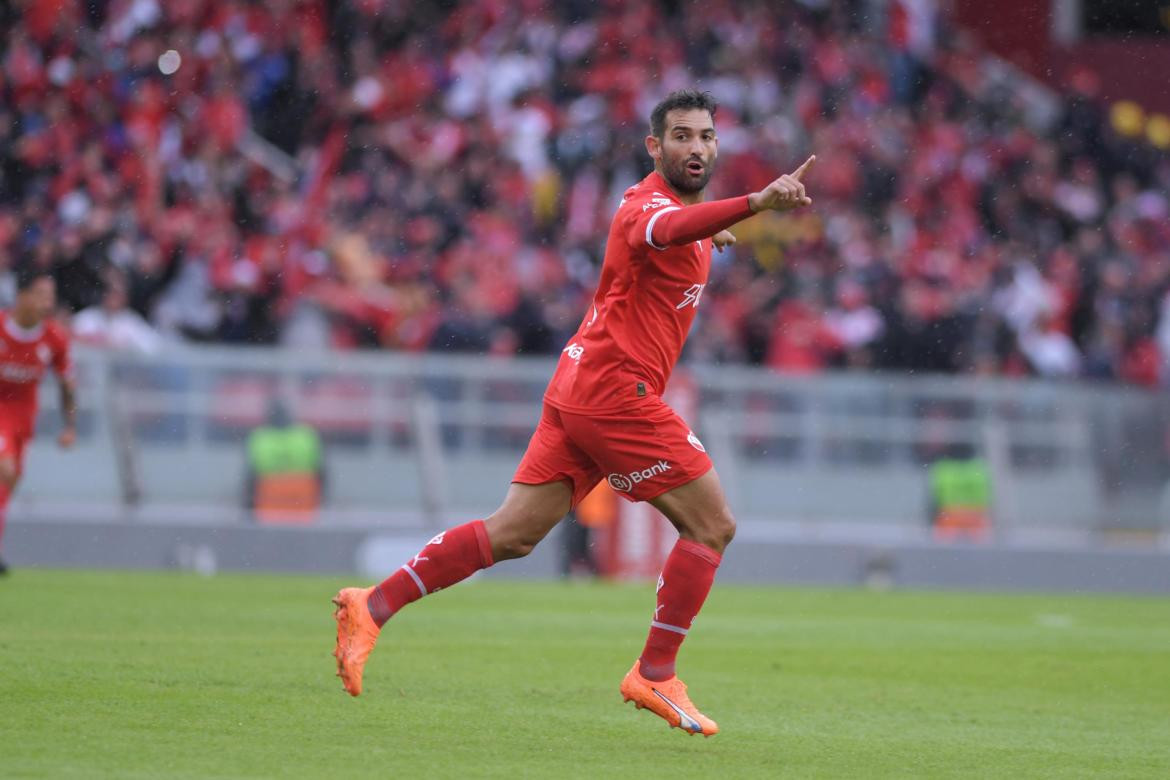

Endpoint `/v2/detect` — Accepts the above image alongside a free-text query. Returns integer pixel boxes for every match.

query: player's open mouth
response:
[686,160,704,175]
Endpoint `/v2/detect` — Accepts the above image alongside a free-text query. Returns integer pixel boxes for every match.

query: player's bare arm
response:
[58,377,77,449]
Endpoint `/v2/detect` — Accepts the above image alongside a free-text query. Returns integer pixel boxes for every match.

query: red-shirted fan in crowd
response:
[0,268,77,575]
[332,90,815,735]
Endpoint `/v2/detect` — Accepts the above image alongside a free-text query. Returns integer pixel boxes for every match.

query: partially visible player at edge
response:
[333,89,815,736]
[0,268,77,575]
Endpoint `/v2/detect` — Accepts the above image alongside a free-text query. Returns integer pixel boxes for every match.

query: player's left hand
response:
[748,155,816,213]
[713,230,737,253]
[58,427,76,449]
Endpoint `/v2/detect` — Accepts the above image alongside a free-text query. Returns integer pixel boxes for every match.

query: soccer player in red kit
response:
[333,89,815,735]
[0,269,77,575]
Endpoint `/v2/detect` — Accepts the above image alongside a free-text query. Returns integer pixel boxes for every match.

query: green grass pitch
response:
[2,570,1168,779]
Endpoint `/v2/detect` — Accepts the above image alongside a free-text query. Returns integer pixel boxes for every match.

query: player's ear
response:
[645,134,662,164]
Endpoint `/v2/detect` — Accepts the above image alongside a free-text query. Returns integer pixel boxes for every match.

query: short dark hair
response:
[14,265,52,292]
[650,89,718,139]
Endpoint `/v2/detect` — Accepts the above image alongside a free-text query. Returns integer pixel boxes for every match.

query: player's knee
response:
[718,510,737,548]
[484,511,554,561]
[491,527,545,560]
[497,536,538,560]
[691,507,735,553]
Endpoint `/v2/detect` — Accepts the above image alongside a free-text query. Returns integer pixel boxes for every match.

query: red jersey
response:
[0,311,72,427]
[545,172,712,413]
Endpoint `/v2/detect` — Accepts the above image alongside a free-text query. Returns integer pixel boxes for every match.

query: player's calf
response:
[331,482,570,696]
[333,519,494,696]
[365,519,494,625]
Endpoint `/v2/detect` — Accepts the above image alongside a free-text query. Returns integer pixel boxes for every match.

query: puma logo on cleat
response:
[651,689,702,733]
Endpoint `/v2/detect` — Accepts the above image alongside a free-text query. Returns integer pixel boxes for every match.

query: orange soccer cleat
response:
[331,586,380,696]
[620,661,719,736]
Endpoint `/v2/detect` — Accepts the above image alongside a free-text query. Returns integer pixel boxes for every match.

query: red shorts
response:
[513,398,712,507]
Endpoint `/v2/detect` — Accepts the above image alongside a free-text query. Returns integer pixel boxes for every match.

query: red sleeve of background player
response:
[627,194,754,250]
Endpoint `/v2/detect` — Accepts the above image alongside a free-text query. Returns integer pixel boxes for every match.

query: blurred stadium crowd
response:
[2,0,1169,384]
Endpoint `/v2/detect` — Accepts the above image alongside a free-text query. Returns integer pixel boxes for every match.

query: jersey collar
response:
[4,316,45,342]
[645,171,683,205]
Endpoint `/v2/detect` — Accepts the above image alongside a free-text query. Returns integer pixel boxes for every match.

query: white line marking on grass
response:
[1035,613,1074,629]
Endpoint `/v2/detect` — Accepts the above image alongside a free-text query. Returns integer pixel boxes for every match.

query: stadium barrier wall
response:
[9,517,1170,594]
[8,345,1170,591]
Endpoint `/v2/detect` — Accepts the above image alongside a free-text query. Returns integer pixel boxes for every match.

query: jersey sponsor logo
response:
[642,196,674,212]
[607,460,672,492]
[687,430,706,453]
[675,283,705,310]
[36,344,51,364]
[562,342,584,361]
[608,473,633,492]
[0,363,41,382]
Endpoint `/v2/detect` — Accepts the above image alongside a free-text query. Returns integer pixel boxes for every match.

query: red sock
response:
[638,539,722,681]
[366,520,494,627]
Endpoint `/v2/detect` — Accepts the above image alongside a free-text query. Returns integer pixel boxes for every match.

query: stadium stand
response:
[2,0,1169,385]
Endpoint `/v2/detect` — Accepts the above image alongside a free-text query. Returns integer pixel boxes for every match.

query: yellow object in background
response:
[1146,114,1170,149]
[1110,101,1145,137]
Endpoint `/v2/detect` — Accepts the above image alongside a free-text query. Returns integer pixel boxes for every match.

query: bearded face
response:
[654,109,718,195]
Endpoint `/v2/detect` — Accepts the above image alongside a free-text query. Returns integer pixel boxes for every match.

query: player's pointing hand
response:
[748,155,816,213]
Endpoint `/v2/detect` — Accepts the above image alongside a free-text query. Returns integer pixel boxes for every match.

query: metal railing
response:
[15,345,1170,543]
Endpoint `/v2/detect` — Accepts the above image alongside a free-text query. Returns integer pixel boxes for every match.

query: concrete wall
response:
[8,518,1169,595]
